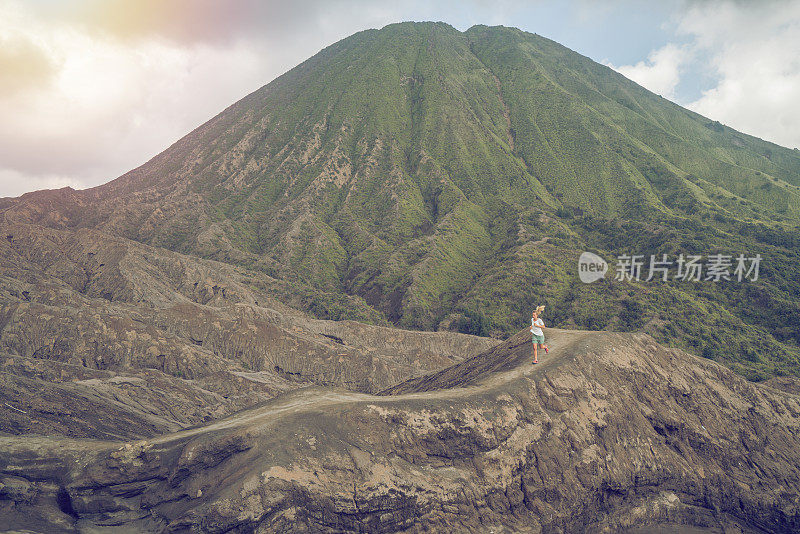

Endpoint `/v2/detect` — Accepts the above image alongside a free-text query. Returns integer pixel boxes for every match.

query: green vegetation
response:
[120,22,800,381]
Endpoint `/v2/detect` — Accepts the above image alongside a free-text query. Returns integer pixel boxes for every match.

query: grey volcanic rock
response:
[1,329,798,532]
[0,222,493,440]
[0,354,294,440]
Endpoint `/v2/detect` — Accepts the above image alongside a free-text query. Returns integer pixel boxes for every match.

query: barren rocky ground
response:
[0,221,493,441]
[2,327,799,532]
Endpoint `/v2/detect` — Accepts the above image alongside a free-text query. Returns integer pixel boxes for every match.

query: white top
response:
[530,318,544,336]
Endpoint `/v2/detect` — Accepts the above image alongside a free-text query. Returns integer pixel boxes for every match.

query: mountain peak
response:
[3,22,799,378]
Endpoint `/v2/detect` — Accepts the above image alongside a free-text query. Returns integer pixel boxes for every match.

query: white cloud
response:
[609,1,800,150]
[0,1,283,196]
[681,1,800,149]
[0,169,84,198]
[605,43,690,100]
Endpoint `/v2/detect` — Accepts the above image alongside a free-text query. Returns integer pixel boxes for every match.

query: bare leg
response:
[533,343,538,363]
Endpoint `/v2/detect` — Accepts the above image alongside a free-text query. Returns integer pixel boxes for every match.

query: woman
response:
[530,305,549,364]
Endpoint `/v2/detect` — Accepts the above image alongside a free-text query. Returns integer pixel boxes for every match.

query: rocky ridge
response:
[0,221,493,440]
[1,328,799,532]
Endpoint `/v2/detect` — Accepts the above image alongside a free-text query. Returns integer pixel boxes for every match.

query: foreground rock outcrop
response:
[2,328,799,533]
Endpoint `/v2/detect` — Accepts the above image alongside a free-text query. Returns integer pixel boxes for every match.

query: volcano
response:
[1,22,800,533]
[5,22,800,379]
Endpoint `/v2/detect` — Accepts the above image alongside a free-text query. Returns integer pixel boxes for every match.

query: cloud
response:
[606,43,689,99]
[0,2,275,186]
[0,35,55,96]
[0,169,84,198]
[608,0,800,149]
[680,0,800,149]
[25,0,288,44]
[26,0,409,45]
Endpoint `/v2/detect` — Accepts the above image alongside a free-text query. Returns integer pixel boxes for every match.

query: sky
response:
[1,0,799,197]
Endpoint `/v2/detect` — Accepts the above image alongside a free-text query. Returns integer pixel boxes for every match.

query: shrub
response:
[455,309,491,337]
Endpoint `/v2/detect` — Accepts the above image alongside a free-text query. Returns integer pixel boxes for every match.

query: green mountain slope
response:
[5,22,800,379]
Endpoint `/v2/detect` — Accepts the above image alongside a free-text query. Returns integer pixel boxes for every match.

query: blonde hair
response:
[533,305,545,316]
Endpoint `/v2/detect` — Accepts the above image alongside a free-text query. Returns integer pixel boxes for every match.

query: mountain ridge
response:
[3,21,800,380]
[2,327,799,532]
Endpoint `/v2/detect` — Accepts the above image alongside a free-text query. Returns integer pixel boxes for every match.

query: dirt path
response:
[150,328,595,443]
[0,329,596,451]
